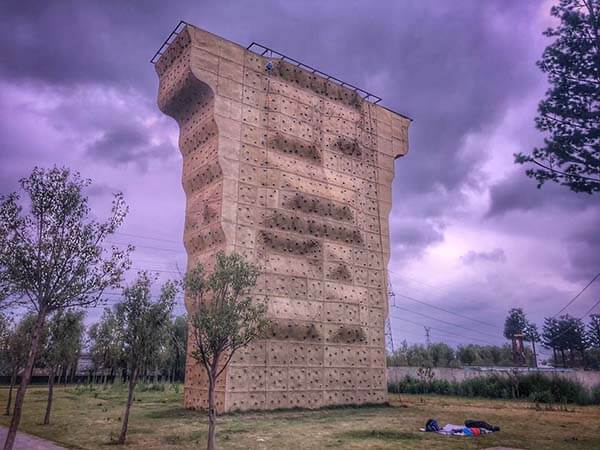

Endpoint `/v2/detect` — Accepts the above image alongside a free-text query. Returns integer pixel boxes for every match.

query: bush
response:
[590,384,600,404]
[388,372,597,405]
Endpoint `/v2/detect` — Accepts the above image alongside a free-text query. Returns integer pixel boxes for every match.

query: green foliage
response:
[387,341,516,368]
[0,166,132,314]
[118,272,177,376]
[591,384,600,404]
[515,0,600,194]
[88,307,125,372]
[543,314,588,367]
[504,307,528,340]
[0,313,48,375]
[588,314,600,348]
[43,309,85,369]
[161,314,187,382]
[389,372,596,405]
[186,251,270,376]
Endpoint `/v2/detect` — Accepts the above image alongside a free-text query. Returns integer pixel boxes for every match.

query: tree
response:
[116,272,176,445]
[0,167,131,450]
[164,315,187,382]
[503,308,528,340]
[88,307,125,384]
[515,0,600,194]
[524,321,541,367]
[542,317,562,365]
[589,314,600,347]
[559,315,588,365]
[504,308,529,365]
[543,315,589,367]
[0,314,48,416]
[42,309,85,425]
[185,252,269,450]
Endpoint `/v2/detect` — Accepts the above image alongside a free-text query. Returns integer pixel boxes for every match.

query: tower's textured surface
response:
[155,24,410,412]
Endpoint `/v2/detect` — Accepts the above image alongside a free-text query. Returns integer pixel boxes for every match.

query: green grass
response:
[1,384,600,449]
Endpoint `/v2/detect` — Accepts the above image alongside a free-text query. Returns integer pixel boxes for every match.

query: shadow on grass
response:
[338,429,421,441]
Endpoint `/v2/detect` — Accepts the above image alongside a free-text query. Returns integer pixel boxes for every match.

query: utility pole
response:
[424,326,431,347]
[385,280,396,354]
[384,318,395,354]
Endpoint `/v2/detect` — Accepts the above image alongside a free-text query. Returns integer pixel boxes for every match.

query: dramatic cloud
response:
[1,0,599,343]
[461,248,507,265]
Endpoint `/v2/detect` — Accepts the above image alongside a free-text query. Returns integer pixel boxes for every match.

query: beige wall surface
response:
[155,24,410,412]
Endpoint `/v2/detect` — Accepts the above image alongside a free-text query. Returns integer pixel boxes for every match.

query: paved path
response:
[0,426,66,450]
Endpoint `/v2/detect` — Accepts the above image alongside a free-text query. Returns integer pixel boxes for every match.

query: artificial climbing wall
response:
[155,24,410,412]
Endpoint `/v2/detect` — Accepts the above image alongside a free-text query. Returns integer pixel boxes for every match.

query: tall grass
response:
[388,373,600,405]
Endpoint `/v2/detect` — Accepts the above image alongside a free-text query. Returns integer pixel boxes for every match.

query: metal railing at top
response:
[150,20,189,64]
[149,21,418,121]
[246,42,382,104]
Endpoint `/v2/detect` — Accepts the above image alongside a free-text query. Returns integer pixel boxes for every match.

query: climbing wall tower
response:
[154,23,411,412]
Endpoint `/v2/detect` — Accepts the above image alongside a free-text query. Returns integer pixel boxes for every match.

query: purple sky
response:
[1,0,599,353]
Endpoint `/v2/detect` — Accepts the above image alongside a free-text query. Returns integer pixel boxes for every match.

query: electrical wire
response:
[553,271,600,317]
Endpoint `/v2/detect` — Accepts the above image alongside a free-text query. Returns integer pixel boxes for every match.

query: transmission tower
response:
[424,326,431,347]
[385,280,396,354]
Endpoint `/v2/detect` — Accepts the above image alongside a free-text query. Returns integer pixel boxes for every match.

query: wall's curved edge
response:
[156,26,232,412]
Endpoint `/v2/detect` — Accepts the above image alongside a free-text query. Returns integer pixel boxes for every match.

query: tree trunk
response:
[5,368,16,416]
[57,365,63,387]
[43,366,56,425]
[117,367,138,445]
[3,309,47,450]
[207,374,216,450]
[561,349,566,367]
[532,341,538,368]
[206,355,220,450]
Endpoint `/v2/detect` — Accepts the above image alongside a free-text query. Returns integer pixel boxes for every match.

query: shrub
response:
[591,384,600,404]
[388,373,597,405]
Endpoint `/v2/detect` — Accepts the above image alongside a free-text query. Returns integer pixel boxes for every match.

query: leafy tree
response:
[542,317,562,364]
[543,315,589,367]
[588,314,600,347]
[42,310,85,425]
[428,342,455,368]
[524,321,541,367]
[560,315,588,365]
[515,0,600,194]
[0,314,48,416]
[503,308,528,339]
[164,315,187,382]
[0,167,131,450]
[88,307,125,384]
[185,252,269,450]
[116,272,176,445]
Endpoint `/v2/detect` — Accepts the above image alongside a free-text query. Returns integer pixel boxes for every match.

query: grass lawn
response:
[1,384,599,449]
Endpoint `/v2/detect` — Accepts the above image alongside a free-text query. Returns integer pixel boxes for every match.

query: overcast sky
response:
[1,0,598,353]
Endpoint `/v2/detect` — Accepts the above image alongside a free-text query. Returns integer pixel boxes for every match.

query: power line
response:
[543,298,600,345]
[107,241,184,253]
[554,271,600,317]
[389,314,499,346]
[130,266,181,274]
[391,304,499,339]
[582,297,600,317]
[114,231,181,244]
[393,291,500,329]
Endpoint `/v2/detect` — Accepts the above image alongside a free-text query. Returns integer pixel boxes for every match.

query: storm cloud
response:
[1,0,599,342]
